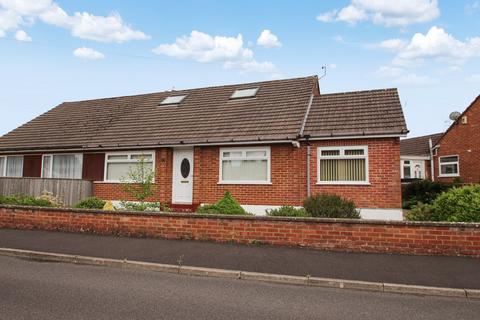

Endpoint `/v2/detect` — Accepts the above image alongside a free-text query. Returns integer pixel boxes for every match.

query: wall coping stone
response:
[1,205,479,229]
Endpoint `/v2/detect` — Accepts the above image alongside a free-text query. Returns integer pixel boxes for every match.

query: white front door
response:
[172,148,194,204]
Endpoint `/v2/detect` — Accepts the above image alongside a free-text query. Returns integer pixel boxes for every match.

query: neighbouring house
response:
[400,94,480,184]
[400,133,443,181]
[0,76,408,220]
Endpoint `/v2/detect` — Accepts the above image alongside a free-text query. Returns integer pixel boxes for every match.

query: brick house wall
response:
[11,138,401,210]
[91,138,401,210]
[310,138,401,209]
[433,96,480,183]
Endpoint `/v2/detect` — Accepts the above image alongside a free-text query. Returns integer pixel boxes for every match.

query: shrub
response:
[121,201,171,212]
[402,180,451,209]
[266,206,310,217]
[197,191,250,215]
[0,194,53,207]
[406,185,480,222]
[74,197,106,209]
[303,193,360,219]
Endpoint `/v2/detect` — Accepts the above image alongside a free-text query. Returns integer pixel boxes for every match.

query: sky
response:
[0,0,479,138]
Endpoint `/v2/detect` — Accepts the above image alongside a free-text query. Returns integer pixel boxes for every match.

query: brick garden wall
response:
[1,206,479,257]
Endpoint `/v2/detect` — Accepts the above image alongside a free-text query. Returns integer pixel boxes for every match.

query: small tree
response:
[121,155,156,210]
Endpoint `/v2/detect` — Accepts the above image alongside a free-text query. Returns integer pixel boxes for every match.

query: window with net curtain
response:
[42,154,82,179]
[220,148,270,183]
[317,146,368,183]
[0,156,24,177]
[105,152,154,182]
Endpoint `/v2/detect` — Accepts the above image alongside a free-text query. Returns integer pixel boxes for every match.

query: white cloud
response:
[337,4,367,24]
[153,30,276,74]
[376,38,407,51]
[14,29,30,41]
[392,26,480,66]
[73,47,105,60]
[317,0,440,27]
[316,10,337,22]
[256,29,282,48]
[0,0,149,42]
[375,66,436,86]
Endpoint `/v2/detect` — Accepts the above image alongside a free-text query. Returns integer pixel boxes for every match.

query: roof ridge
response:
[62,75,318,104]
[401,132,444,141]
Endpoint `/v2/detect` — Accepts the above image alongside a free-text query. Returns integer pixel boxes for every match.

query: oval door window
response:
[180,158,190,178]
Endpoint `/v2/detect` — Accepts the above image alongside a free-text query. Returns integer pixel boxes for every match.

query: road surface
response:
[0,256,479,320]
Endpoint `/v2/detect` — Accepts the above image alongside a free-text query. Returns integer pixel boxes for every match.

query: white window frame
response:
[317,146,369,185]
[104,151,155,183]
[0,155,24,177]
[218,147,271,185]
[401,159,425,179]
[41,154,83,179]
[438,155,460,177]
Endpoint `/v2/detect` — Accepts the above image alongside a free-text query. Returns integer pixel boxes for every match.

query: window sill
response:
[316,181,371,186]
[218,181,272,185]
[438,174,460,178]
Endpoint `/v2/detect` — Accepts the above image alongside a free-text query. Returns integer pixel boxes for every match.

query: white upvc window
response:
[104,151,155,182]
[439,155,459,177]
[401,160,425,179]
[317,146,369,185]
[0,155,24,177]
[219,147,271,184]
[42,154,83,179]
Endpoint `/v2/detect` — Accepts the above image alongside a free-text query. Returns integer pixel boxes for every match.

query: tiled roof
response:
[303,88,408,138]
[0,76,316,151]
[0,76,409,152]
[400,133,444,157]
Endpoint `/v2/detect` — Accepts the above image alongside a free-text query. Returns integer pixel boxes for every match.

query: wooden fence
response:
[0,177,93,206]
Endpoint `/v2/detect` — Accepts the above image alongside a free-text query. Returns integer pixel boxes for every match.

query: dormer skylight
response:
[160,95,186,105]
[230,88,259,99]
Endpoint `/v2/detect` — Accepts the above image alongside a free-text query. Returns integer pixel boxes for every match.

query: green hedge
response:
[0,195,53,207]
[73,197,106,209]
[406,185,480,222]
[402,180,452,209]
[303,194,360,219]
[197,191,250,215]
[266,206,310,217]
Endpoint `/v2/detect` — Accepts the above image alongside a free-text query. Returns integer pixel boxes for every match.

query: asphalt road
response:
[1,229,480,289]
[0,256,479,320]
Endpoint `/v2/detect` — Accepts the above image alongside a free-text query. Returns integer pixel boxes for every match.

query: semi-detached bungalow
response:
[0,76,408,220]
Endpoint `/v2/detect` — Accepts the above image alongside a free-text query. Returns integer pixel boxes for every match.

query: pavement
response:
[1,228,479,290]
[1,255,479,320]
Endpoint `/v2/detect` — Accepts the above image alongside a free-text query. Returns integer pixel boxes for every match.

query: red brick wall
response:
[194,144,306,206]
[434,97,480,183]
[310,138,402,208]
[92,138,401,209]
[1,206,479,257]
[94,148,173,203]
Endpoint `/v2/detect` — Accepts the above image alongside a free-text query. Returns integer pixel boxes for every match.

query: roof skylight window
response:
[230,88,259,99]
[160,95,186,105]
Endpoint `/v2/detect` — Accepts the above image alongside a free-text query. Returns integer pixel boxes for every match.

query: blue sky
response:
[0,0,479,138]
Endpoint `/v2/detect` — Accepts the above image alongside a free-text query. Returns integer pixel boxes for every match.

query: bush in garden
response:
[266,206,310,217]
[74,197,106,209]
[406,185,480,222]
[121,201,171,212]
[402,180,452,209]
[0,194,54,207]
[303,193,360,219]
[197,191,249,215]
